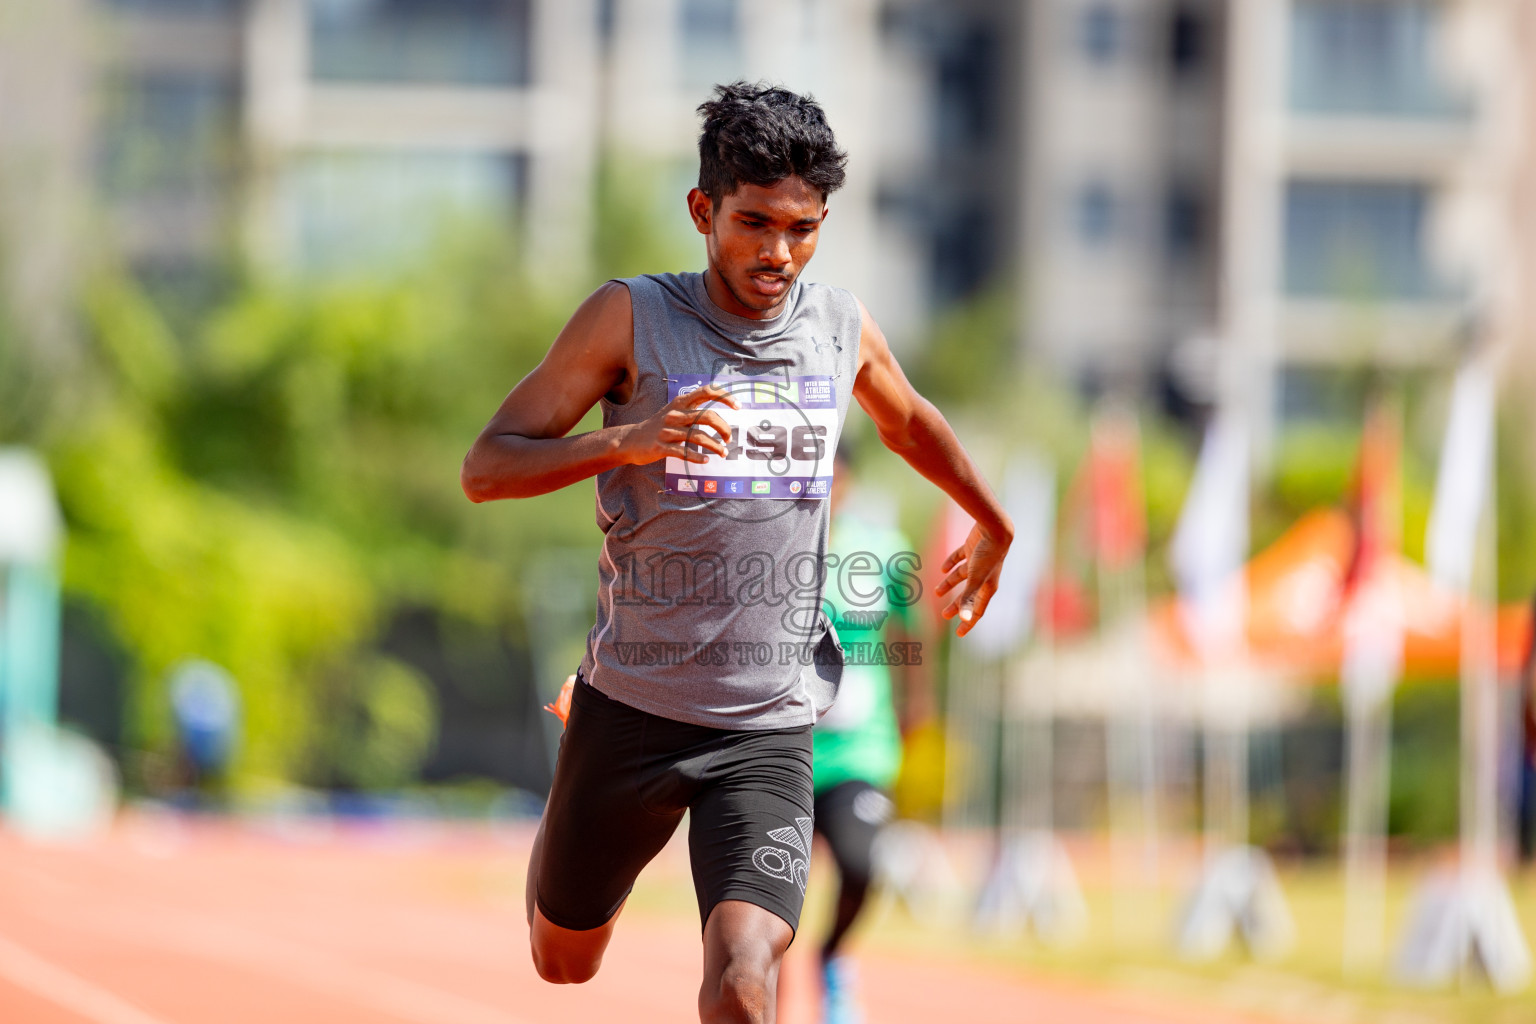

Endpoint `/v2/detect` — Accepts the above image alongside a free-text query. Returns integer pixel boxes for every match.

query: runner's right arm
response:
[461,281,739,501]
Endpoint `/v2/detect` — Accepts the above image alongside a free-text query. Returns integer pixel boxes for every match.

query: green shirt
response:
[812,511,919,794]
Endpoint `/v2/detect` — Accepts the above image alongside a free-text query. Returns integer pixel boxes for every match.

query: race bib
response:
[664,374,837,499]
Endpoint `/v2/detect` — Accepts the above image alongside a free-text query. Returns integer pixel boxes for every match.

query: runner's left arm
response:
[851,299,1012,637]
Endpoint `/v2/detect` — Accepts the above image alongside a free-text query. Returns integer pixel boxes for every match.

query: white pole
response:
[942,635,968,833]
[1341,688,1392,975]
[1340,402,1405,977]
[1095,407,1158,940]
[1466,446,1500,881]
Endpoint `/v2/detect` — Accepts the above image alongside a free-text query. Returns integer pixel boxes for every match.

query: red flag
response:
[1345,400,1401,595]
[1341,400,1405,709]
[1087,410,1146,570]
[1060,407,1146,574]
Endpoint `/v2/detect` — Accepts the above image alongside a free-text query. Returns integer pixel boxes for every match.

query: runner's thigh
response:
[536,677,684,930]
[686,727,815,934]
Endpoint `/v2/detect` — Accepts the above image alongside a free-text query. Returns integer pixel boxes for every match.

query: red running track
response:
[0,814,1287,1024]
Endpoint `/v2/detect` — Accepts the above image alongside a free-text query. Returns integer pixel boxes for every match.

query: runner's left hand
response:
[935,524,1009,637]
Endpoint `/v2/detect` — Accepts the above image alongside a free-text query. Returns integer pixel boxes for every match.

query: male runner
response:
[461,82,1013,1024]
[810,444,931,1024]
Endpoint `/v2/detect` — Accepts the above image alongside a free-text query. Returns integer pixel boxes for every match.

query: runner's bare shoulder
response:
[472,281,636,449]
[548,280,636,406]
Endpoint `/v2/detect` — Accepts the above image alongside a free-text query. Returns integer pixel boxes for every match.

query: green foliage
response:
[309,654,439,792]
[49,274,378,781]
[1387,683,1461,842]
[8,185,692,787]
[1138,420,1196,595]
[1267,417,1438,560]
[591,157,697,281]
[1270,425,1359,517]
[905,287,1019,410]
[1245,683,1460,852]
[1497,416,1536,602]
[0,268,41,443]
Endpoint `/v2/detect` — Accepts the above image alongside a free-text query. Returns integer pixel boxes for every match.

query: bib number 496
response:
[710,424,826,462]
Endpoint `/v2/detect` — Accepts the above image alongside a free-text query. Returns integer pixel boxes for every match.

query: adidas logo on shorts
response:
[752,816,812,893]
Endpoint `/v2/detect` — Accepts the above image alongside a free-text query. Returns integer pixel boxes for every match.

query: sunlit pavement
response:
[0,813,1290,1024]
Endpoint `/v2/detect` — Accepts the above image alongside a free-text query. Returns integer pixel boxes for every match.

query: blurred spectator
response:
[809,441,933,1024]
[169,659,240,805]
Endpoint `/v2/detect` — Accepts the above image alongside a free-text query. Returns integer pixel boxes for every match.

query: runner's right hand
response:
[619,384,739,465]
[544,674,577,728]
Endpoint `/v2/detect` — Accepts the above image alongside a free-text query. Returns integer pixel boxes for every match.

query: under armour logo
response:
[812,336,841,356]
[751,816,813,892]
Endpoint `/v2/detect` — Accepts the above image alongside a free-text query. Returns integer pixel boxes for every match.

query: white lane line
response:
[0,931,175,1024]
[75,910,540,1024]
[5,846,544,1024]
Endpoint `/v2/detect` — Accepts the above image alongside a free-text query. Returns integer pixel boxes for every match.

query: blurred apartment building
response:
[0,0,1023,350]
[1021,0,1532,447]
[1032,0,1536,448]
[1,0,1531,429]
[1020,0,1227,406]
[1218,0,1528,447]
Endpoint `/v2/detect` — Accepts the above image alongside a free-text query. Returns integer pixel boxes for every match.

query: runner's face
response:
[688,176,828,320]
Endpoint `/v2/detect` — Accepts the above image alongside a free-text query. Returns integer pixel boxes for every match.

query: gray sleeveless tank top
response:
[577,271,861,730]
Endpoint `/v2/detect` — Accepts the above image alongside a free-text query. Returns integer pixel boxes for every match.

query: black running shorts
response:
[534,675,815,935]
[813,779,893,885]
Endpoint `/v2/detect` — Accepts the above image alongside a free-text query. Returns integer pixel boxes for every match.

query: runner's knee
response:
[702,953,777,1024]
[530,938,603,985]
[700,907,789,1024]
[529,906,613,985]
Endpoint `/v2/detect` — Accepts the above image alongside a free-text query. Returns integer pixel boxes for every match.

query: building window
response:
[1079,3,1123,65]
[1288,0,1468,118]
[1279,366,1359,423]
[97,71,240,201]
[1283,179,1449,299]
[934,24,996,150]
[679,0,742,90]
[1075,180,1118,246]
[102,0,242,14]
[931,202,991,304]
[1164,183,1203,260]
[282,150,524,273]
[596,0,618,49]
[1168,4,1206,79]
[309,0,530,88]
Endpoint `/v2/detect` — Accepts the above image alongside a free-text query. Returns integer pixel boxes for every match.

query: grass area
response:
[849,860,1536,1024]
[604,834,1536,1024]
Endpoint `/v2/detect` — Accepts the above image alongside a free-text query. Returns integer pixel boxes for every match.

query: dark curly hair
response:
[696,82,848,208]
